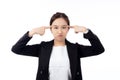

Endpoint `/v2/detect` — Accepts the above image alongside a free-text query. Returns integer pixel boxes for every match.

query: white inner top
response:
[49,46,71,80]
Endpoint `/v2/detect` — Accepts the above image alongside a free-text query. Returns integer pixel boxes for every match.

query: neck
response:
[54,40,66,46]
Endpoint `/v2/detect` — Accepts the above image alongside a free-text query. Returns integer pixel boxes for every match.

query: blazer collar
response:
[65,39,78,79]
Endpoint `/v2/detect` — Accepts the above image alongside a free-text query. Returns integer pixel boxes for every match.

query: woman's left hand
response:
[69,25,88,33]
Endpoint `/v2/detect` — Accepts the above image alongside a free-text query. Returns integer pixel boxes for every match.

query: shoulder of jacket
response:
[40,40,54,48]
[41,40,53,44]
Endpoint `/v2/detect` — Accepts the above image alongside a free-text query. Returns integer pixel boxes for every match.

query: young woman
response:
[11,12,105,80]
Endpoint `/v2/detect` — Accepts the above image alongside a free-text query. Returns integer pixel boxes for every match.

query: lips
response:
[58,34,63,37]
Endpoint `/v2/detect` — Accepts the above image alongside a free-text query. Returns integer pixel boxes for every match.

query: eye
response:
[54,27,58,29]
[62,25,68,29]
[62,26,67,29]
[53,25,58,29]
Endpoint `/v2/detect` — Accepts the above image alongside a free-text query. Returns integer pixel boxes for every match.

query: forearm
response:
[11,31,32,54]
[84,30,105,53]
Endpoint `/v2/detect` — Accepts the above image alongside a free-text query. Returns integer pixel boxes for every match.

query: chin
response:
[55,38,65,42]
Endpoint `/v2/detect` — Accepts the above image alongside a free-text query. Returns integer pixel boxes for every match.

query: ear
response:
[68,27,70,29]
[68,26,70,30]
[49,26,52,29]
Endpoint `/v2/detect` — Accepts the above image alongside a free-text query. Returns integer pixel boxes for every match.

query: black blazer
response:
[11,30,105,80]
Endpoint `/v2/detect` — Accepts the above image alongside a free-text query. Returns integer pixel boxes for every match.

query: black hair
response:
[50,12,70,25]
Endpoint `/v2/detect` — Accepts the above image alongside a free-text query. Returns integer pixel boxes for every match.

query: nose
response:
[58,29,62,34]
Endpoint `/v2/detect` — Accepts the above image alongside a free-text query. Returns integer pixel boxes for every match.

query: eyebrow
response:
[52,25,68,27]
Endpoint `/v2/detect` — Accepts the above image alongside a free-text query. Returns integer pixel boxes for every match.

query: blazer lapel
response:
[39,40,54,67]
[65,40,78,79]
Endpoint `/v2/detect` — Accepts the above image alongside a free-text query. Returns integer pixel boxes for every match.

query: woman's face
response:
[51,18,69,42]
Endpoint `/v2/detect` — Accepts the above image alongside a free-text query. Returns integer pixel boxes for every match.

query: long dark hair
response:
[50,12,70,26]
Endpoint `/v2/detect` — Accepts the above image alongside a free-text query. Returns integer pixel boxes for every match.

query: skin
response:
[50,18,69,46]
[29,18,88,46]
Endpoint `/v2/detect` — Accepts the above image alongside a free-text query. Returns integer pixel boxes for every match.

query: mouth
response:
[58,34,63,37]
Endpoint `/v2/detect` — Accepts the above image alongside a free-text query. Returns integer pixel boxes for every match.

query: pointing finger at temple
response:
[69,26,74,28]
[45,26,51,29]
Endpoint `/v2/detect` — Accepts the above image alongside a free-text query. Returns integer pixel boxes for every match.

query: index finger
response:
[69,26,74,28]
[45,26,50,29]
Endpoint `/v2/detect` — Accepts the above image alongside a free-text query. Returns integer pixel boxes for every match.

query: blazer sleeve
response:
[11,31,41,57]
[77,30,105,58]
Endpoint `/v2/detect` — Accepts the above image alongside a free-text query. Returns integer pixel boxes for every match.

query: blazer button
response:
[40,71,43,74]
[77,72,80,75]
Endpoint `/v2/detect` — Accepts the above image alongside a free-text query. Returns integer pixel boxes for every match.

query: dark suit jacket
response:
[11,30,105,80]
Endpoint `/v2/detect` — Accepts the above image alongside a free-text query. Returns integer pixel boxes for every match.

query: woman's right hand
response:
[28,26,50,37]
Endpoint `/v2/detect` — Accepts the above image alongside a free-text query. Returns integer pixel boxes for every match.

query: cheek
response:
[50,29,56,36]
[64,29,69,33]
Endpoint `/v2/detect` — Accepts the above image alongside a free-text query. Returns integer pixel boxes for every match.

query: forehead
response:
[51,18,68,26]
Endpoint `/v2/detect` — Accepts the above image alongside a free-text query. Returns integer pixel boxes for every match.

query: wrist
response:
[83,29,89,34]
[28,30,35,37]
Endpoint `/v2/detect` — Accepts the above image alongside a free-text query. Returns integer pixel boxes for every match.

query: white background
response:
[0,0,120,80]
